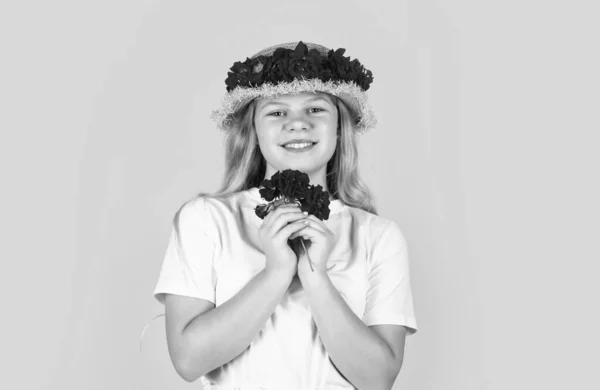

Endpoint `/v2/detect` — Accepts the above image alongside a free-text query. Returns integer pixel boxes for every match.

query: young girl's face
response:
[254,92,338,179]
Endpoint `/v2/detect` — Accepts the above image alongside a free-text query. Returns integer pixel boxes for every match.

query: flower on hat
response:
[253,62,264,74]
[225,41,373,92]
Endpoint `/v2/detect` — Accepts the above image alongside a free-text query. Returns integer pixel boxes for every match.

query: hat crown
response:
[251,41,331,59]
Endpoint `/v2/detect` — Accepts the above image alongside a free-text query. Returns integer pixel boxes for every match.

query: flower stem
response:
[300,239,314,272]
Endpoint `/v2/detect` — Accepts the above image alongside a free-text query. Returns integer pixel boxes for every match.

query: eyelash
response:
[268,108,325,116]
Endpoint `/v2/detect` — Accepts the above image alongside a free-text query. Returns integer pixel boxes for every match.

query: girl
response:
[149,41,418,390]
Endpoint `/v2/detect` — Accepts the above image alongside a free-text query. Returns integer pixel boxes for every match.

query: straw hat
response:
[210,41,377,133]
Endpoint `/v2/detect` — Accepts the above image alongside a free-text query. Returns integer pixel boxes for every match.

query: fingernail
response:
[303,211,308,215]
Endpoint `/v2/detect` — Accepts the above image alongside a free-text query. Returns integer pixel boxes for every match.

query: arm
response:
[167,268,294,382]
[300,270,403,390]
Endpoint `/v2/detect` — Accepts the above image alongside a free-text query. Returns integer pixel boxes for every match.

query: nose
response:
[285,112,312,131]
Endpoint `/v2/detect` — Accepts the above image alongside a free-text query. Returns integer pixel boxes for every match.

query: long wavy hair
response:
[173,93,378,239]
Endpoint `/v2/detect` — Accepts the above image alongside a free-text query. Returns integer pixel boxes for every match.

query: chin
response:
[281,161,322,172]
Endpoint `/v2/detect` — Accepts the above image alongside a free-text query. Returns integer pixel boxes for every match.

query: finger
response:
[270,203,301,216]
[305,214,328,227]
[278,218,310,239]
[289,225,326,242]
[279,203,301,208]
[289,229,311,240]
[300,218,327,234]
[263,204,302,225]
[271,210,308,232]
[269,217,303,238]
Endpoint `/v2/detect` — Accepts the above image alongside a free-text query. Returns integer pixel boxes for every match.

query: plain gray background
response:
[1,0,598,389]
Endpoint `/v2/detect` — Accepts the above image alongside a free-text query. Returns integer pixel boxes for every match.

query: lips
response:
[281,142,316,153]
[281,142,316,148]
[281,139,317,146]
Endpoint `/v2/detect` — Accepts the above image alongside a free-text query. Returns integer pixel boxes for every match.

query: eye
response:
[309,107,326,113]
[267,111,284,117]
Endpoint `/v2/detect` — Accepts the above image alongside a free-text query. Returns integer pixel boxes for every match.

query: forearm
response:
[300,270,396,390]
[180,267,293,381]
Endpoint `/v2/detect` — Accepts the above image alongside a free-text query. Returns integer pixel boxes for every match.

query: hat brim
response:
[210,78,377,133]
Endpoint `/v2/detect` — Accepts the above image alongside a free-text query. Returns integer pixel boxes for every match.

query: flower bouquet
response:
[254,169,331,271]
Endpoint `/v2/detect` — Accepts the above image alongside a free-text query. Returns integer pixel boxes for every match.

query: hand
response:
[258,203,309,277]
[289,214,335,278]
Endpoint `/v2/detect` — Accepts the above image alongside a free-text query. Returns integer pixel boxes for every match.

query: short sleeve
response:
[362,220,418,335]
[153,198,217,305]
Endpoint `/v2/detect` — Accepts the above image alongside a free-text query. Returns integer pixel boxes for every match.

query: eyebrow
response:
[260,96,332,110]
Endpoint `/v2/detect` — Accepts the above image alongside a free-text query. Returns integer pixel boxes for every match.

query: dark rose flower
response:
[271,170,310,200]
[265,48,291,84]
[345,59,361,82]
[356,66,374,91]
[225,72,238,91]
[317,67,335,83]
[306,49,325,74]
[255,203,273,219]
[328,48,352,80]
[347,59,373,91]
[322,48,373,90]
[288,45,324,80]
[299,184,331,220]
[258,179,280,201]
[225,59,254,91]
[248,56,273,87]
[258,170,310,203]
[292,41,309,57]
[287,42,310,78]
[253,61,264,73]
[288,57,311,79]
[253,169,330,221]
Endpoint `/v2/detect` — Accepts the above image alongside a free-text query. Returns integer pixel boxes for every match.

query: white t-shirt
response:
[153,187,418,389]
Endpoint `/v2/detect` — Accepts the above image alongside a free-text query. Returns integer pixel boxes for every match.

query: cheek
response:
[326,138,338,156]
[255,130,281,157]
[255,124,274,146]
[316,136,337,161]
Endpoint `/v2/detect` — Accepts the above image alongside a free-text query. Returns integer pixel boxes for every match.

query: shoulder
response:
[344,205,402,239]
[174,195,211,222]
[174,190,252,235]
[178,190,244,218]
[343,205,407,257]
[171,196,212,236]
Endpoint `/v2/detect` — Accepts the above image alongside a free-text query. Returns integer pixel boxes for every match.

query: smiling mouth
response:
[281,142,316,152]
[282,142,315,147]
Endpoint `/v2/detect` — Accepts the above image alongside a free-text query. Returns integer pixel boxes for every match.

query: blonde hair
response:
[173,93,378,239]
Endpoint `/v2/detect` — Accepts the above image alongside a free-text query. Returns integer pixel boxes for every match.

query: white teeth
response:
[284,142,313,149]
